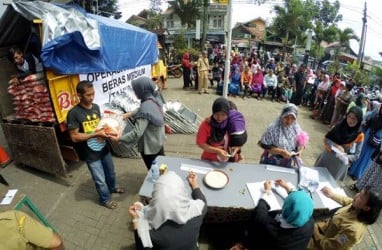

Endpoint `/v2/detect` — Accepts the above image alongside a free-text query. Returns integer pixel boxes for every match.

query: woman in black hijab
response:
[196,97,231,162]
[315,106,364,181]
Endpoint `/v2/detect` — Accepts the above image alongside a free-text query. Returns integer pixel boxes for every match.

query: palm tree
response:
[337,27,359,52]
[272,0,315,60]
[330,27,359,61]
[313,22,337,58]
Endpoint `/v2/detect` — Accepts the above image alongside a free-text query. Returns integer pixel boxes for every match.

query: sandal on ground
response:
[103,200,118,210]
[113,187,125,194]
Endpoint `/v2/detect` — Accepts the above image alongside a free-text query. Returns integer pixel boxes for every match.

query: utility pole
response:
[222,0,232,98]
[201,0,209,49]
[357,2,367,68]
[304,29,313,67]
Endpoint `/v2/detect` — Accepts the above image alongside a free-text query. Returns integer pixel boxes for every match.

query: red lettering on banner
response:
[58,92,72,110]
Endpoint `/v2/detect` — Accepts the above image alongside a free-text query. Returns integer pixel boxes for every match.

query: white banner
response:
[196,20,201,40]
[79,65,151,106]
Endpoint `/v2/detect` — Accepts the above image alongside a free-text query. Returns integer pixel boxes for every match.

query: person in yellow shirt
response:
[0,210,63,250]
[308,186,382,250]
[197,51,210,94]
[151,59,167,90]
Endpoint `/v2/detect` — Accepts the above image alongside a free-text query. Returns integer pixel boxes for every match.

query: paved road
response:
[0,78,380,249]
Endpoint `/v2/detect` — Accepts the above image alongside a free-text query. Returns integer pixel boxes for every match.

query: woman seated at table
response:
[314,106,364,181]
[258,103,308,168]
[196,97,244,162]
[235,179,314,250]
[307,186,382,250]
[128,171,207,249]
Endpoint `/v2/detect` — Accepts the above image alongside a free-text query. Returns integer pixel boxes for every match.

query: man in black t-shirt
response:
[66,80,124,209]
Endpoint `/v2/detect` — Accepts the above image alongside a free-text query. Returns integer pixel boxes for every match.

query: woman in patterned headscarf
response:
[258,103,308,168]
[311,74,331,119]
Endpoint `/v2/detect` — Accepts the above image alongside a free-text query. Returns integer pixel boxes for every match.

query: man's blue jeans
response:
[86,152,116,204]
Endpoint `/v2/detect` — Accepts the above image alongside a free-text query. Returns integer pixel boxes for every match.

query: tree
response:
[328,27,359,61]
[314,0,342,26]
[169,0,202,28]
[271,0,316,59]
[336,27,359,51]
[145,11,164,30]
[371,66,382,88]
[150,0,163,13]
[174,30,187,50]
[310,0,342,59]
[351,65,369,86]
[312,22,337,58]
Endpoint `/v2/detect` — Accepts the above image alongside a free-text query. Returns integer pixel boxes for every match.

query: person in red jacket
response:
[181,52,193,89]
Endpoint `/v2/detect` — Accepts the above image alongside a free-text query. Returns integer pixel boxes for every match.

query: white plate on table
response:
[204,170,229,189]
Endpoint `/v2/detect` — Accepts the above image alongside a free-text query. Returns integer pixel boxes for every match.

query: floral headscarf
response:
[260,104,302,151]
[317,74,330,91]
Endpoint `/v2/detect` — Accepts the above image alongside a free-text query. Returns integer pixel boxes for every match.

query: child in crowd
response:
[210,62,223,87]
[227,101,248,162]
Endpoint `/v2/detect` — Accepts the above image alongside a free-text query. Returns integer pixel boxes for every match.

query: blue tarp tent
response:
[9,1,158,74]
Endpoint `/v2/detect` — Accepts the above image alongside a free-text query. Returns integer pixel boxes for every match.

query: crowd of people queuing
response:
[4,42,382,249]
[179,45,369,109]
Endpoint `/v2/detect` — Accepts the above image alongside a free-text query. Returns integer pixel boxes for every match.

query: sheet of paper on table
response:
[266,165,296,174]
[317,182,347,210]
[0,189,18,205]
[330,146,349,165]
[180,163,212,174]
[246,182,281,211]
[299,166,320,192]
[271,181,296,199]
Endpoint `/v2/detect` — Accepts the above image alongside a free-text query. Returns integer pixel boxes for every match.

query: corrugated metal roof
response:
[0,0,72,55]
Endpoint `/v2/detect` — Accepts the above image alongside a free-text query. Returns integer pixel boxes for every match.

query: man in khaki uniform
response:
[307,186,382,250]
[0,210,63,250]
[197,51,210,94]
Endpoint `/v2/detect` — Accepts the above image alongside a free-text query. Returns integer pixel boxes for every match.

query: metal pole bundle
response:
[164,101,202,134]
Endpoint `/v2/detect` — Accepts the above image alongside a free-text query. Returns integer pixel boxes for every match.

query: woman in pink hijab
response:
[310,74,330,119]
[303,68,317,106]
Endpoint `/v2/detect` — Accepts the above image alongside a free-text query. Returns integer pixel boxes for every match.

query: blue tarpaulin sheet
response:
[11,1,158,74]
